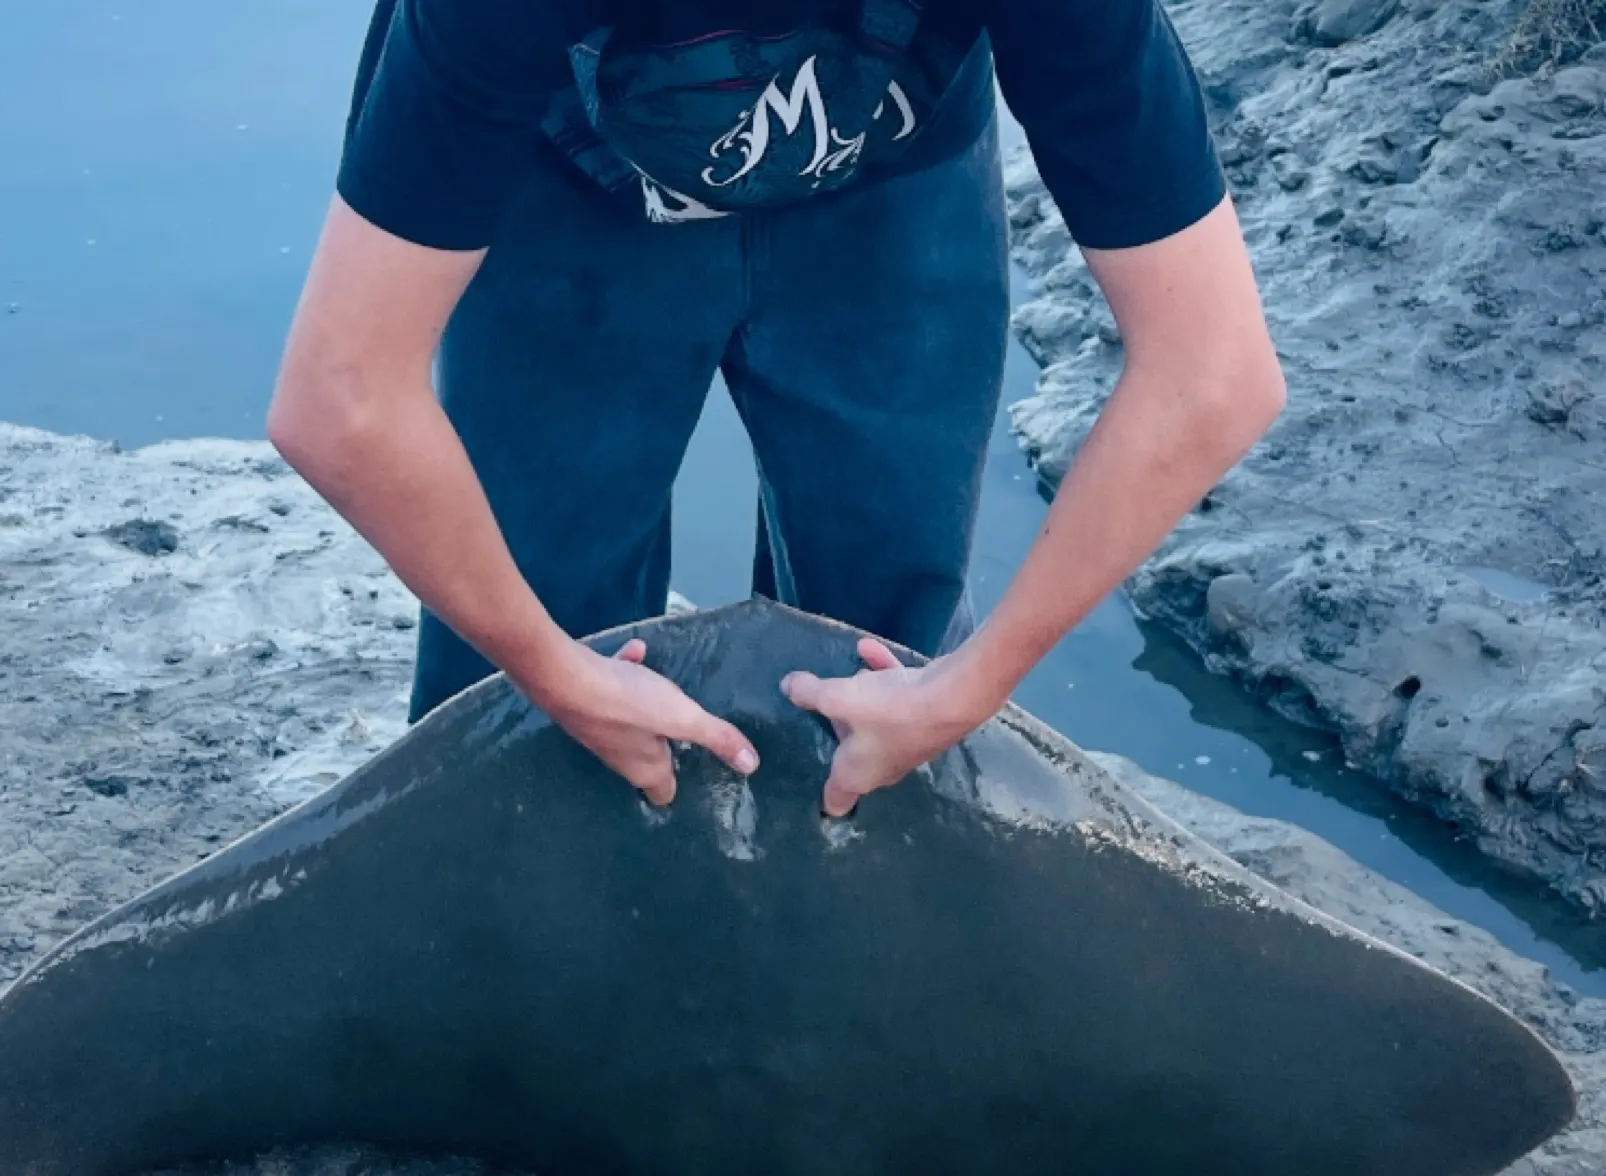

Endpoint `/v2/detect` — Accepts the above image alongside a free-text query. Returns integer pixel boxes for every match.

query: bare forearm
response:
[956,360,1282,707]
[268,378,572,692]
[266,198,579,701]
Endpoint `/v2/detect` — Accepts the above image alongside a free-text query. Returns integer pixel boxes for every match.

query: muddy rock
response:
[1004,0,1606,912]
[1309,0,1400,48]
[103,518,181,557]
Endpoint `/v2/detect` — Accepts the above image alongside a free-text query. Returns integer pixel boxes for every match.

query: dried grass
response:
[1496,0,1606,73]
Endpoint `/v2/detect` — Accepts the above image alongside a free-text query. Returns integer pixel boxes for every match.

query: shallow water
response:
[2,0,1603,1010]
[1464,565,1554,604]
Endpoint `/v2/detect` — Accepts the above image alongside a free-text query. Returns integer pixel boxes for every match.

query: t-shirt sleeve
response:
[988,0,1225,251]
[336,0,571,251]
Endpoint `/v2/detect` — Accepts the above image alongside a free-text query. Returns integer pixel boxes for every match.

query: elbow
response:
[264,383,307,468]
[1242,347,1287,433]
[265,379,327,478]
[1194,336,1286,452]
[265,353,376,478]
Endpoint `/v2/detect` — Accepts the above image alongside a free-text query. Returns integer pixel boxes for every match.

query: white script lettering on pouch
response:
[640,54,918,224]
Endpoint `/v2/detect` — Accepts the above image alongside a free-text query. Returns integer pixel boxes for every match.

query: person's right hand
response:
[514,638,759,807]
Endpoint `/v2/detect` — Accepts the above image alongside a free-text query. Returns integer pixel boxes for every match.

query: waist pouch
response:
[541,0,989,221]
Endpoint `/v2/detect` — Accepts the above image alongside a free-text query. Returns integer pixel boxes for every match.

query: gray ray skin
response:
[0,598,1577,1175]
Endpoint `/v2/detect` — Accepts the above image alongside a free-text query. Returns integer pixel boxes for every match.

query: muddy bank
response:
[0,420,686,981]
[0,423,414,985]
[1004,0,1606,912]
[0,421,1598,1172]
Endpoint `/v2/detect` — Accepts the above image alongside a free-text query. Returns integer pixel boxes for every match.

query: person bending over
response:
[268,0,1284,817]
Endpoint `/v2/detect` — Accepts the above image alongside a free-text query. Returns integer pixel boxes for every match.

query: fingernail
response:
[779,674,794,696]
[736,748,758,774]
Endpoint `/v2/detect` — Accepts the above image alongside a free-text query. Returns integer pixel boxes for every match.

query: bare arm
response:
[952,195,1285,706]
[783,196,1284,814]
[268,197,758,800]
[783,0,1274,815]
[268,196,569,682]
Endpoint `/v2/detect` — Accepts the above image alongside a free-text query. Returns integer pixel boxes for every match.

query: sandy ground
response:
[0,422,1598,1172]
[1005,0,1606,912]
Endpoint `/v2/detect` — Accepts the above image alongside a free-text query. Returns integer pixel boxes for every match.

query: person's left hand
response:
[781,638,1000,817]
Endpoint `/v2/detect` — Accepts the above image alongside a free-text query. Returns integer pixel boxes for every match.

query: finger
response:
[672,707,760,776]
[821,741,876,818]
[629,738,677,807]
[857,638,901,672]
[613,638,647,664]
[780,670,840,716]
[822,778,861,819]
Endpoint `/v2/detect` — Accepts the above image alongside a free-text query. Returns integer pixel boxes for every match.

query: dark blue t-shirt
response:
[338,0,1224,251]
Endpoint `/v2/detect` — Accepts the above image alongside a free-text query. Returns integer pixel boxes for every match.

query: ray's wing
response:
[0,599,1576,1176]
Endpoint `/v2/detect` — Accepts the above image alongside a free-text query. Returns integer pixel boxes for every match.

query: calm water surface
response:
[3,0,1603,994]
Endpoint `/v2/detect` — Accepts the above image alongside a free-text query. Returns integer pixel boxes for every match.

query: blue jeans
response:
[409,116,1009,721]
